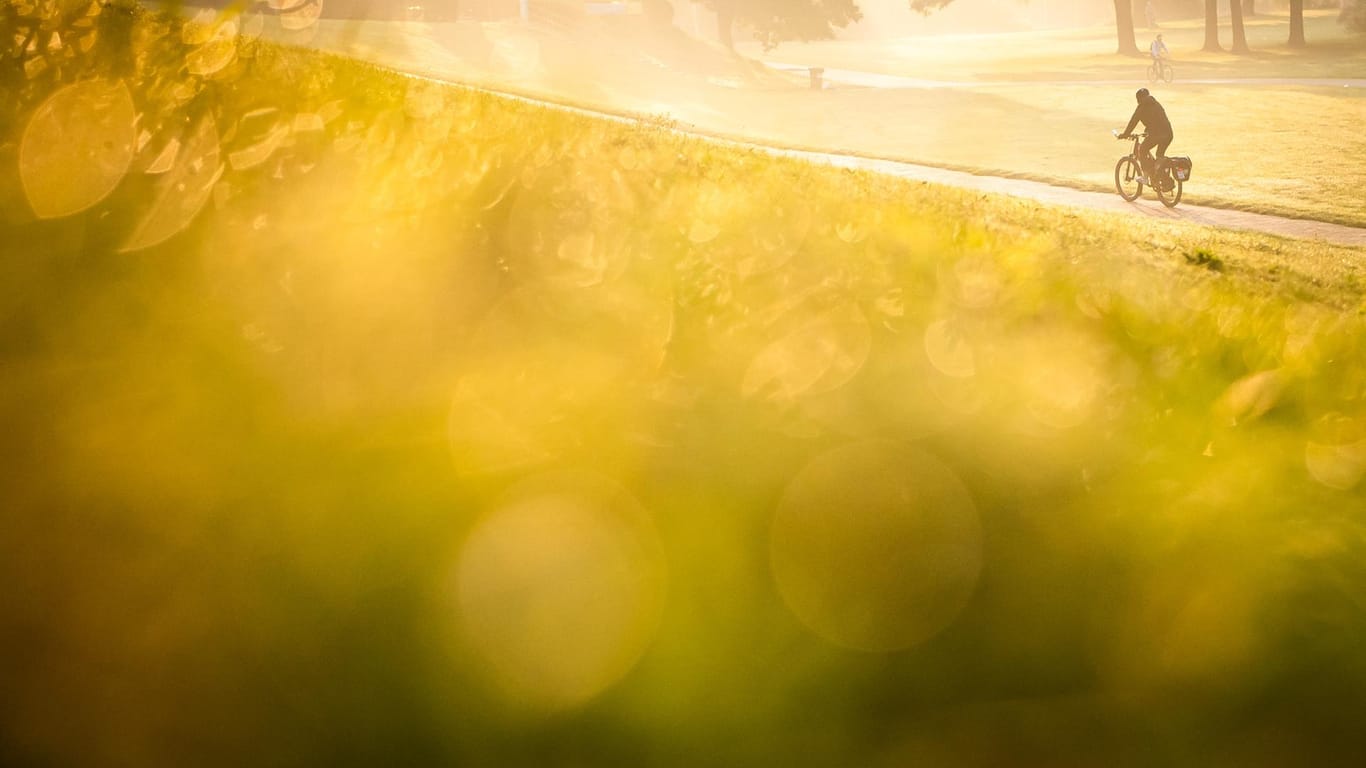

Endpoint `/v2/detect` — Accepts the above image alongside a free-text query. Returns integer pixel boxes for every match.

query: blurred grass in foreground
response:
[3,3,1366,767]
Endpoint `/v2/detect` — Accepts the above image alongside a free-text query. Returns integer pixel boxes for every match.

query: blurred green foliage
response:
[3,3,1366,767]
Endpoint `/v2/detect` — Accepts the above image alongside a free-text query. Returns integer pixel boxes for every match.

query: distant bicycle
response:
[1112,129,1191,209]
[1147,58,1174,83]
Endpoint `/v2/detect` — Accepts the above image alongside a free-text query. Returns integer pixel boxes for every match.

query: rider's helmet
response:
[1156,34,1163,41]
[1135,87,1149,103]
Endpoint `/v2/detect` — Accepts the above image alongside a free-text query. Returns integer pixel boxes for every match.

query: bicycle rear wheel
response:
[1147,64,1158,83]
[1154,166,1183,208]
[1115,157,1143,201]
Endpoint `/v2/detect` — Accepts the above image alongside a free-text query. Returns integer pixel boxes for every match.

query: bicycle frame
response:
[1120,132,1146,171]
[1146,58,1173,83]
[1112,129,1182,207]
[1119,132,1167,175]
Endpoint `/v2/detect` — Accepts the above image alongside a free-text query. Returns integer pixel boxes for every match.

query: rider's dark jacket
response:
[1124,93,1172,139]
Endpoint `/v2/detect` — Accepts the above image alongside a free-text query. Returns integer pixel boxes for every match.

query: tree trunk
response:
[1288,0,1306,47]
[1203,0,1223,52]
[1230,0,1250,53]
[1114,0,1140,55]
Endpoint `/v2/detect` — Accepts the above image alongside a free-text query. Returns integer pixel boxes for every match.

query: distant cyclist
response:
[1118,87,1173,185]
[1150,34,1169,66]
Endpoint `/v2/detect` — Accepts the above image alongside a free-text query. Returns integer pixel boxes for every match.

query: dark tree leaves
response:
[697,0,864,51]
[909,0,955,14]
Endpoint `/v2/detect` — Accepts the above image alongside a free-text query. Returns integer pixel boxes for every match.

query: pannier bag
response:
[1169,156,1193,181]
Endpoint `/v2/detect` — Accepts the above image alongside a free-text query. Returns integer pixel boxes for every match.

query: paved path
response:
[770,149,1366,246]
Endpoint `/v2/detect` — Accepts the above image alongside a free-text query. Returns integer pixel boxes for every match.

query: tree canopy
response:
[697,0,863,50]
[908,0,955,13]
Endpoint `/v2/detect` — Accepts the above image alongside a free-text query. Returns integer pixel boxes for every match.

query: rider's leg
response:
[1138,136,1158,180]
[1153,134,1173,184]
[1155,135,1172,167]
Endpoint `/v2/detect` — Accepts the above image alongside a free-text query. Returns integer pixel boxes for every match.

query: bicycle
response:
[1112,129,1186,208]
[1146,57,1173,83]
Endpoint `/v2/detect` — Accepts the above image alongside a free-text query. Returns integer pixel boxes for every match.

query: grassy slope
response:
[4,6,1366,767]
[303,11,1366,227]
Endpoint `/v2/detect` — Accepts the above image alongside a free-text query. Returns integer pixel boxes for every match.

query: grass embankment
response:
[4,5,1366,767]
[288,10,1366,227]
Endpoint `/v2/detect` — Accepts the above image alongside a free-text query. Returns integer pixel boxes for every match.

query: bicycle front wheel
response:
[1162,63,1174,83]
[1115,157,1143,201]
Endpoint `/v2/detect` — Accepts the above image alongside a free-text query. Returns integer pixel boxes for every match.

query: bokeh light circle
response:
[741,301,871,404]
[19,79,136,219]
[770,442,982,652]
[455,471,666,709]
[446,281,673,474]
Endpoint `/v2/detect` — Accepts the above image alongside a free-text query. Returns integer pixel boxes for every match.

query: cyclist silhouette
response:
[1118,88,1173,185]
